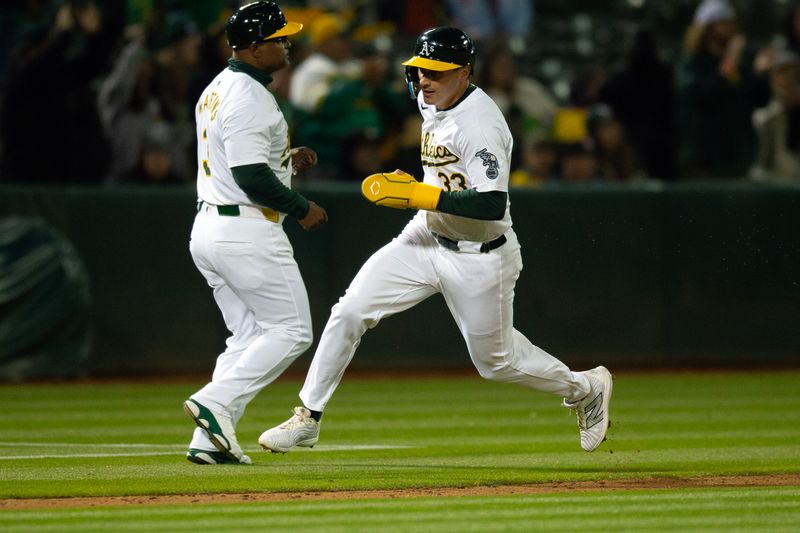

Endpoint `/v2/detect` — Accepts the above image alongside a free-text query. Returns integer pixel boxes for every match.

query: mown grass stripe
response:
[0,372,799,531]
[1,488,798,533]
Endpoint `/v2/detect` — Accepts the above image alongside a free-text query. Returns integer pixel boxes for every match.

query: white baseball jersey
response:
[195,68,293,207]
[417,86,513,242]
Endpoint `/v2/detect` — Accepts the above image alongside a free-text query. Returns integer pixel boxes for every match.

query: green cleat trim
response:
[186,448,251,465]
[183,399,239,462]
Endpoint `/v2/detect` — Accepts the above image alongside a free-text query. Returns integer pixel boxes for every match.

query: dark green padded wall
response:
[1,182,797,376]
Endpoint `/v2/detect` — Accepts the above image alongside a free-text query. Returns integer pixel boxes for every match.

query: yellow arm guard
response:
[361,171,442,210]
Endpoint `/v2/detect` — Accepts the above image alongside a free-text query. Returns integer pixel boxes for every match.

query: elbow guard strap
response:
[361,172,442,210]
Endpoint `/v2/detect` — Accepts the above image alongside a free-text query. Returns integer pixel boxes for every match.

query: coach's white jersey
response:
[417,86,513,242]
[195,68,292,207]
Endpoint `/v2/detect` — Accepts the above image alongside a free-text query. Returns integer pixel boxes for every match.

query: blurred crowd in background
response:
[2,0,800,188]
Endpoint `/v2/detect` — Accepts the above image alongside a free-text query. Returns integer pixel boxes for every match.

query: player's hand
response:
[298,201,328,231]
[291,147,317,175]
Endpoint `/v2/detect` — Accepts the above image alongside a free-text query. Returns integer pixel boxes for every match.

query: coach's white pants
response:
[188,210,312,449]
[300,214,590,412]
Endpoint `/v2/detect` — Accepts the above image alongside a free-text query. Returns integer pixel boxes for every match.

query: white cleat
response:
[562,366,613,452]
[186,448,252,465]
[259,406,320,453]
[183,398,245,462]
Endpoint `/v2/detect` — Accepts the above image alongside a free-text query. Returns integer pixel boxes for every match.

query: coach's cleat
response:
[186,448,252,465]
[183,398,245,462]
[562,366,613,452]
[258,406,320,453]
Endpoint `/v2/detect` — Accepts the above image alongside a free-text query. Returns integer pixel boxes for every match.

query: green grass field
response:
[1,371,799,531]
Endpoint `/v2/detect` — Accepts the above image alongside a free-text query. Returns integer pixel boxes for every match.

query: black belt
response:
[432,232,507,253]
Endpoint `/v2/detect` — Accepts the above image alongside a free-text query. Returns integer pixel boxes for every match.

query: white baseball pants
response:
[300,214,590,412]
[188,208,312,449]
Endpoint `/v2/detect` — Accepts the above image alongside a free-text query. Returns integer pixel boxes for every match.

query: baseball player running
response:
[182,1,328,465]
[259,27,612,454]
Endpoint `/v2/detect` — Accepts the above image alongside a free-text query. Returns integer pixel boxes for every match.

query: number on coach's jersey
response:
[437,172,467,192]
[201,128,211,177]
[280,133,292,169]
[198,92,220,178]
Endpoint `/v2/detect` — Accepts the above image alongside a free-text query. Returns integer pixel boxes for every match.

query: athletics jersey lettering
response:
[418,86,512,242]
[420,132,460,167]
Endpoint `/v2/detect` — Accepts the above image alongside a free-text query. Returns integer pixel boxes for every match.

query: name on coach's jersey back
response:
[198,92,221,120]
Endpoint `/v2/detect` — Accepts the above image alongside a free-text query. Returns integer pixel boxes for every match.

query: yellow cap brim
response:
[401,56,462,71]
[265,21,304,40]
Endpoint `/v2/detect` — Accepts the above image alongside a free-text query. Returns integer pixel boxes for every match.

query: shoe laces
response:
[279,406,314,429]
[562,372,602,431]
[562,397,587,431]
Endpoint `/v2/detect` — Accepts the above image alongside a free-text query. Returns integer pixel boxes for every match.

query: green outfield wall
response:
[1,182,798,376]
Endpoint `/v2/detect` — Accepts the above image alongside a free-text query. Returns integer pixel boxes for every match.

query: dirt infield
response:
[2,474,798,510]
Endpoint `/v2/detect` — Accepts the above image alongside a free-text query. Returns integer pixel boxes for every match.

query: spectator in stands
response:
[751,49,800,183]
[149,11,202,168]
[339,129,384,180]
[98,10,200,184]
[587,103,640,182]
[782,3,800,56]
[0,1,49,84]
[510,138,558,187]
[123,123,184,185]
[369,0,443,35]
[288,12,358,176]
[557,140,600,183]
[599,28,675,180]
[444,0,532,52]
[1,0,111,183]
[289,13,356,114]
[292,27,407,179]
[478,42,557,169]
[675,0,766,179]
[570,64,609,107]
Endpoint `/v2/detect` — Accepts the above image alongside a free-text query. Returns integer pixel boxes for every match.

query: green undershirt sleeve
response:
[436,189,507,220]
[231,163,310,219]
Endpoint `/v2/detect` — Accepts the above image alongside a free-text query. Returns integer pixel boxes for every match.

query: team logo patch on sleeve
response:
[475,148,499,179]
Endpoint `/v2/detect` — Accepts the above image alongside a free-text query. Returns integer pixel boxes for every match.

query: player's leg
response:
[191,219,313,416]
[187,279,259,460]
[299,234,439,412]
[439,243,588,398]
[195,276,262,420]
[185,216,312,462]
[259,226,440,452]
[439,231,611,451]
[184,214,259,463]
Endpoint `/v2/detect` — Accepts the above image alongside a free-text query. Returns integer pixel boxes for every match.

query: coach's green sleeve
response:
[436,189,507,220]
[231,163,310,219]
